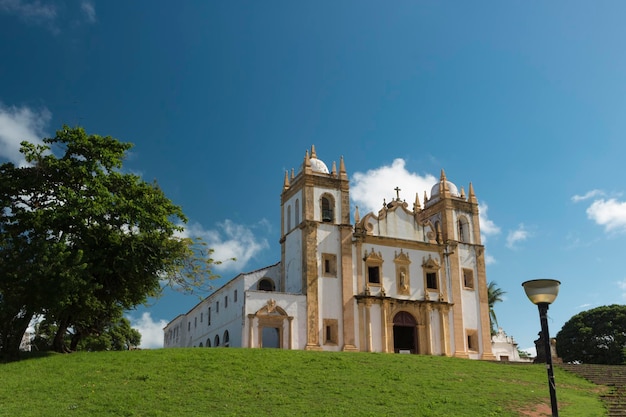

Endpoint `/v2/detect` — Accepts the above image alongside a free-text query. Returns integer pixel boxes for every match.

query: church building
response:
[164,147,495,360]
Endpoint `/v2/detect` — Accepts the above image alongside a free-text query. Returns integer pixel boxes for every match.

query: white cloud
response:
[572,189,604,203]
[127,312,167,349]
[178,220,270,272]
[0,103,50,165]
[351,158,437,215]
[80,0,95,23]
[506,224,530,249]
[479,203,500,241]
[586,198,626,233]
[478,203,500,264]
[0,0,57,23]
[0,0,96,30]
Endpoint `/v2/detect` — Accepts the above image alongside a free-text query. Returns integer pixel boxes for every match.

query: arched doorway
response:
[261,327,280,348]
[393,311,418,354]
[250,299,293,349]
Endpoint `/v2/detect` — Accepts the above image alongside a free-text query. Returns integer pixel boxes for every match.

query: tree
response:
[77,317,142,351]
[556,304,626,365]
[33,314,141,352]
[0,126,215,361]
[487,281,506,335]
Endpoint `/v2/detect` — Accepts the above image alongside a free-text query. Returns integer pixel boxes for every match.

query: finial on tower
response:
[423,190,429,204]
[331,161,337,175]
[304,150,311,172]
[283,171,290,190]
[468,182,477,203]
[414,193,421,211]
[311,145,317,159]
[354,206,360,223]
[439,168,449,197]
[339,156,347,179]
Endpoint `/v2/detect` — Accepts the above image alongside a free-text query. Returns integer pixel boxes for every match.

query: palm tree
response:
[488,281,506,335]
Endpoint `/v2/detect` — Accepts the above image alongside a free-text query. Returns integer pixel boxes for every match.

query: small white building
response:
[164,147,495,360]
[491,328,527,362]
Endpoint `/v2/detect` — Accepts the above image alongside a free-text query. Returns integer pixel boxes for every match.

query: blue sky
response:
[2,1,626,353]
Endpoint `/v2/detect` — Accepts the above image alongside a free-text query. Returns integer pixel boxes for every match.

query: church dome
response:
[309,157,329,174]
[430,180,459,198]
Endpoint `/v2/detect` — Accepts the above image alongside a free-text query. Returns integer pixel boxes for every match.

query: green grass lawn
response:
[0,348,607,416]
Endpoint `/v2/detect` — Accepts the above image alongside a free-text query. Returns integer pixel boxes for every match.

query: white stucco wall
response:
[459,245,479,331]
[163,263,282,349]
[430,309,442,355]
[283,190,302,233]
[163,315,186,348]
[284,231,303,293]
[188,277,244,348]
[358,243,441,301]
[367,208,427,242]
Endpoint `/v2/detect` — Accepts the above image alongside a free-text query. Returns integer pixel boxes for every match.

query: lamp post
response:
[522,279,561,417]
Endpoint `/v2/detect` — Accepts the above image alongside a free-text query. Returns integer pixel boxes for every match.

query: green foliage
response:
[556,304,626,365]
[0,126,216,360]
[517,348,531,359]
[34,316,141,352]
[487,281,506,335]
[0,349,605,416]
[78,317,141,351]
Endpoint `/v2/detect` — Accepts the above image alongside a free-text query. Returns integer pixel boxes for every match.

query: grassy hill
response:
[0,348,607,416]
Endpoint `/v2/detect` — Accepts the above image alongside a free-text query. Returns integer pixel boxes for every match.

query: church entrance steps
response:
[559,363,626,416]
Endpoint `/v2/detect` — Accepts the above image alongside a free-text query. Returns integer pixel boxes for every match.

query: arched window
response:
[434,221,442,244]
[214,334,220,347]
[295,199,300,225]
[199,342,203,347]
[206,338,211,347]
[287,205,292,230]
[458,216,470,243]
[321,194,334,223]
[258,278,275,291]
[223,330,230,347]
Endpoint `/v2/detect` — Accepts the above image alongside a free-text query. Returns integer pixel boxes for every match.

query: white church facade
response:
[164,147,495,360]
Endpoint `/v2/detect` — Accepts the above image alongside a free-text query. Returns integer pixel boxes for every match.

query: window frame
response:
[321,253,338,277]
[320,194,335,223]
[425,271,438,290]
[466,329,478,352]
[364,249,384,287]
[463,268,474,289]
[323,319,339,345]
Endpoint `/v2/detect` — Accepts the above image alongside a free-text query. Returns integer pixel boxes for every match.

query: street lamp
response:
[522,279,561,417]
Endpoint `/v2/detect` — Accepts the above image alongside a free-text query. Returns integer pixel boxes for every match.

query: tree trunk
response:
[52,319,72,353]
[0,310,33,362]
[70,329,84,351]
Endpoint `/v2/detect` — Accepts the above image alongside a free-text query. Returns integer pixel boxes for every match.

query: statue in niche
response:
[399,271,408,291]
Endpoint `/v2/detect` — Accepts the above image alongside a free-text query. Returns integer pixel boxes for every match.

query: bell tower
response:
[420,169,495,360]
[280,146,356,351]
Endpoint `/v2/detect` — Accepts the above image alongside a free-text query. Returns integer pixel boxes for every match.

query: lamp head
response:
[522,279,561,305]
